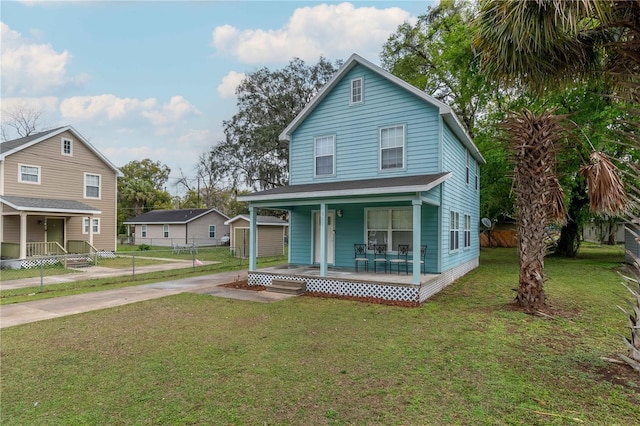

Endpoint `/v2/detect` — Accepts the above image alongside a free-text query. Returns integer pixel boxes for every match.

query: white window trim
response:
[141,225,147,238]
[83,217,100,234]
[475,163,479,191]
[209,224,216,238]
[314,135,336,177]
[350,77,364,105]
[466,150,470,185]
[379,124,406,172]
[61,138,73,156]
[450,211,460,252]
[464,214,471,248]
[364,207,413,251]
[163,224,169,238]
[18,163,41,185]
[84,172,101,200]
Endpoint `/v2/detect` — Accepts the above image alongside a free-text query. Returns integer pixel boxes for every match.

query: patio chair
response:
[389,244,409,275]
[373,244,388,273]
[354,244,369,272]
[407,245,427,274]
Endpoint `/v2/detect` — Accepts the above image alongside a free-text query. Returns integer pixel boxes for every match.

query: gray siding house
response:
[238,54,485,304]
[124,208,229,247]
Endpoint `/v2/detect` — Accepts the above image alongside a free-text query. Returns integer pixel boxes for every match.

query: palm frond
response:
[579,151,628,215]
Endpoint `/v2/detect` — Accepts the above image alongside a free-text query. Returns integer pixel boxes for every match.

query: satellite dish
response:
[481,218,493,229]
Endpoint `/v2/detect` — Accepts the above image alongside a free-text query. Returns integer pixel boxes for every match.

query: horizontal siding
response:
[257,226,285,257]
[289,207,313,264]
[290,64,441,185]
[186,213,229,242]
[440,124,480,272]
[2,131,118,251]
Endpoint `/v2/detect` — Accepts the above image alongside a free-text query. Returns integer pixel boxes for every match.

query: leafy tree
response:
[212,57,342,190]
[175,152,232,209]
[117,159,172,232]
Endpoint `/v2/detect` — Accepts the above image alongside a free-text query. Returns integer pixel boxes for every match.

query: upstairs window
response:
[350,77,363,104]
[466,150,470,185]
[380,125,405,170]
[62,138,73,156]
[19,164,40,184]
[209,225,216,238]
[314,135,335,176]
[84,173,101,199]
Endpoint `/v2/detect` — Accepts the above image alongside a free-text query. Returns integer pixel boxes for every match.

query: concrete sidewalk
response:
[0,270,295,328]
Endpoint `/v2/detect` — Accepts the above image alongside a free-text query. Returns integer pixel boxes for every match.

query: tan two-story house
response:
[0,126,121,259]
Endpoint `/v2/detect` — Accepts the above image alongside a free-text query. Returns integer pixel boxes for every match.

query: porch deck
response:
[247,263,470,304]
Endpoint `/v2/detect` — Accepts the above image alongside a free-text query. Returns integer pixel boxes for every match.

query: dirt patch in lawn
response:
[589,358,640,395]
[220,279,266,291]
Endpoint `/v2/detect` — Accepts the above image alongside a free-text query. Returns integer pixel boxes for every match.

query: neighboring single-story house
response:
[224,214,288,258]
[124,208,229,247]
[583,220,626,244]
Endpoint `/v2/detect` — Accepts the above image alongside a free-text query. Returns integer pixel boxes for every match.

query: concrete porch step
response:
[66,257,92,268]
[267,279,306,295]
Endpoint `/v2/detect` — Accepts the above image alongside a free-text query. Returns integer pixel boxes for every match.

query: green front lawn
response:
[1,245,638,424]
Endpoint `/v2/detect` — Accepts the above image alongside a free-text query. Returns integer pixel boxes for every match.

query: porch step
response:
[267,279,306,295]
[66,257,92,268]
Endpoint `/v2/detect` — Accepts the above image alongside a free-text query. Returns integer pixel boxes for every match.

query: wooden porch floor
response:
[255,264,440,286]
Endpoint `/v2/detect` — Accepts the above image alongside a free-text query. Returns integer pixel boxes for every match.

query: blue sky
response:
[1,0,435,194]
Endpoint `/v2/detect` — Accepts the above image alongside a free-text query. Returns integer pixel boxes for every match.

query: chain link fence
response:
[0,245,253,297]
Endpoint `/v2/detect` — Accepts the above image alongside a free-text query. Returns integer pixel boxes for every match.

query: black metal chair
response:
[373,244,388,273]
[354,243,369,272]
[407,245,427,274]
[388,244,409,274]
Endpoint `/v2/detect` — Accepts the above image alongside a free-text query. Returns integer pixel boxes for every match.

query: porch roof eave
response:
[0,195,101,215]
[238,172,450,206]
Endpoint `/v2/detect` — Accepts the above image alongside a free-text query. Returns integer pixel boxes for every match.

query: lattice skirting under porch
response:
[418,258,479,302]
[249,273,419,303]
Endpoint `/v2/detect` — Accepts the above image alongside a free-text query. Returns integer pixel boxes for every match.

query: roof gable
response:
[124,208,229,224]
[0,126,122,175]
[225,215,289,226]
[279,53,485,165]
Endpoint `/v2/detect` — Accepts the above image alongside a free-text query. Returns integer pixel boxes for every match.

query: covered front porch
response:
[0,196,101,259]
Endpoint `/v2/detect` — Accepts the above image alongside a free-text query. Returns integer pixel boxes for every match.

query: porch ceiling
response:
[0,195,101,215]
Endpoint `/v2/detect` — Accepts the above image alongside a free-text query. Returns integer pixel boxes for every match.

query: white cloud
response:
[59,94,199,127]
[60,95,157,121]
[0,22,88,96]
[217,71,246,99]
[141,96,200,126]
[211,2,413,64]
[1,96,59,113]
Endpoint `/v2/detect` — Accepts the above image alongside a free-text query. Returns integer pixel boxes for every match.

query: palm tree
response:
[474,0,631,311]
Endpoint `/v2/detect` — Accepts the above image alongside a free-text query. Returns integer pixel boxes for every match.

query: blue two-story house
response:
[238,54,485,304]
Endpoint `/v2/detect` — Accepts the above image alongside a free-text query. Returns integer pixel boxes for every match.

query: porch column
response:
[412,200,422,285]
[320,203,328,276]
[88,216,94,245]
[248,206,257,271]
[19,212,27,259]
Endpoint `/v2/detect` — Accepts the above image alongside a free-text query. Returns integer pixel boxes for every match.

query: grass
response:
[0,248,286,304]
[1,245,639,425]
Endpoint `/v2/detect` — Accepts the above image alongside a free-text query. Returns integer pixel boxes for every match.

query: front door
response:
[46,218,65,249]
[314,211,335,264]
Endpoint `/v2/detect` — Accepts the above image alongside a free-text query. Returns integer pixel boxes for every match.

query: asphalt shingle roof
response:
[124,208,227,224]
[0,195,101,213]
[0,128,65,154]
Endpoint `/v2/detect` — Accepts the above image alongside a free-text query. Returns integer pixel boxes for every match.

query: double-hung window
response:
[163,225,169,238]
[450,211,460,251]
[19,164,40,184]
[350,77,363,104]
[83,218,100,234]
[314,135,335,176]
[62,138,73,156]
[209,225,216,238]
[366,208,412,250]
[141,225,147,238]
[85,173,101,199]
[380,125,405,170]
[464,214,471,248]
